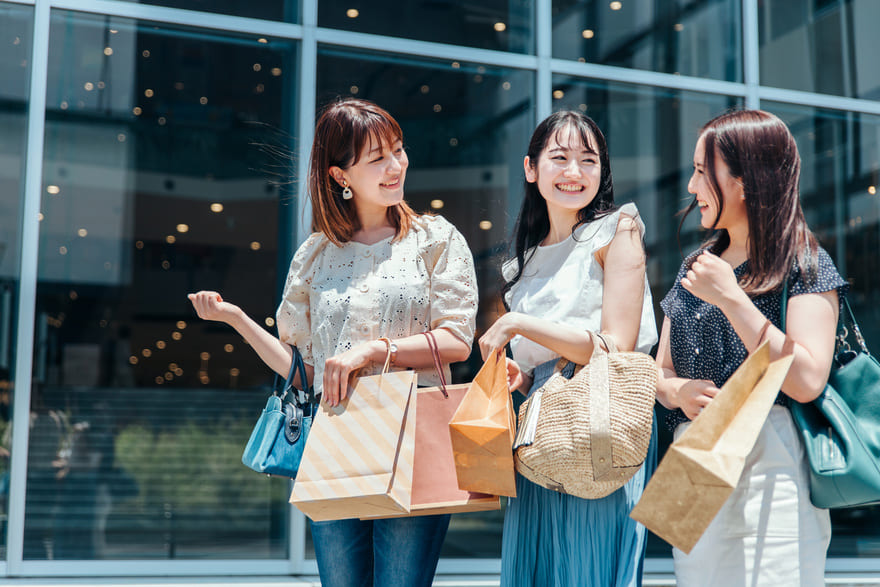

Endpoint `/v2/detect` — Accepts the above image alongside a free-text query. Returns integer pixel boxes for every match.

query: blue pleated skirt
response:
[501,359,658,587]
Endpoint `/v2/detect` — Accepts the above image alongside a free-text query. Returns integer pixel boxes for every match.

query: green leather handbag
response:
[784,284,880,508]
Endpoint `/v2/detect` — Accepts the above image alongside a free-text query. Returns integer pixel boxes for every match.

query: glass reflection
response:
[108,0,298,22]
[25,10,298,560]
[0,2,32,563]
[760,1,880,100]
[553,76,740,557]
[765,103,880,558]
[319,0,533,54]
[553,0,741,81]
[316,47,536,558]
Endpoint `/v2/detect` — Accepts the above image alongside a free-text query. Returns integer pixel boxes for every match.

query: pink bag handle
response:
[423,331,448,398]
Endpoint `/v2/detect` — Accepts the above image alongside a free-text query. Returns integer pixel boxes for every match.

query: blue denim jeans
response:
[310,514,450,587]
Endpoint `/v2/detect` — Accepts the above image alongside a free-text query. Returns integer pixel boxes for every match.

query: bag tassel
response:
[513,387,543,449]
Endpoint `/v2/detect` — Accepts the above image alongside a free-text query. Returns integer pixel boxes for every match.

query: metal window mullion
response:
[550,58,748,99]
[314,28,539,72]
[7,0,50,574]
[535,0,552,121]
[742,0,760,109]
[46,0,303,40]
[15,560,292,576]
[758,86,880,117]
[288,0,317,573]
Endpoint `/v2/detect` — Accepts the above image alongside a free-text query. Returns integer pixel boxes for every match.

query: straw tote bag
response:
[513,332,656,499]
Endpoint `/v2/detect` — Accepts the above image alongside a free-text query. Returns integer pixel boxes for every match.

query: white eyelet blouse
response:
[502,202,659,375]
[276,214,478,395]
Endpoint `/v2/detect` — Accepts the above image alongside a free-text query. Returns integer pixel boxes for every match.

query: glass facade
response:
[0,1,32,564]
[1,0,879,580]
[24,9,298,561]
[553,0,742,80]
[319,1,533,54]
[759,0,880,100]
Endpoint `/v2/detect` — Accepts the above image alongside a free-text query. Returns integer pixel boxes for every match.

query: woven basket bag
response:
[513,332,656,499]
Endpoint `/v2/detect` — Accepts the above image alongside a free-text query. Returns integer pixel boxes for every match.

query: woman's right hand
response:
[188,291,241,325]
[678,379,720,421]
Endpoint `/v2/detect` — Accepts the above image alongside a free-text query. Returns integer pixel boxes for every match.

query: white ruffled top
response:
[276,214,478,394]
[502,202,658,374]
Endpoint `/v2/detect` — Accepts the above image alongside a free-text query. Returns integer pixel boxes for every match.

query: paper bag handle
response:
[423,331,449,398]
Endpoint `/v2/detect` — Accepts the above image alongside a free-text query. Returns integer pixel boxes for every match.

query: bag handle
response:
[423,331,449,398]
[587,331,613,480]
[553,331,617,376]
[780,279,861,357]
[277,346,315,407]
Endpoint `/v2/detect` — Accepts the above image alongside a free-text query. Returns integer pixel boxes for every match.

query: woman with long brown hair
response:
[656,110,846,585]
[189,98,478,586]
[480,110,658,586]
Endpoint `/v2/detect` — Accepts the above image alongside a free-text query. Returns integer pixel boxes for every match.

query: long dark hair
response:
[501,111,617,306]
[680,109,818,294]
[309,98,416,245]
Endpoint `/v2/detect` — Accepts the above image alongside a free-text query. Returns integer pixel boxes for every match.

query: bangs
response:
[549,123,599,155]
[348,111,403,166]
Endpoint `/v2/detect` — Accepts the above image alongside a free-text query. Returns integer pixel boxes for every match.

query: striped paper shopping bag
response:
[289,368,417,521]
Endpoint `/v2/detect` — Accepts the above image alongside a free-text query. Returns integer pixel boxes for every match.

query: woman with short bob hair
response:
[190,98,478,586]
[656,110,847,585]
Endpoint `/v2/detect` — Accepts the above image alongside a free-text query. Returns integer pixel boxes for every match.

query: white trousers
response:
[673,406,831,587]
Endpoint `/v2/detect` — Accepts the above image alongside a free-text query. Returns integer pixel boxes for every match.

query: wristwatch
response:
[388,341,399,365]
[378,337,399,365]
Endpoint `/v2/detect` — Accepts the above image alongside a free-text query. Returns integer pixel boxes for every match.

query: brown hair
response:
[682,109,818,294]
[308,98,416,245]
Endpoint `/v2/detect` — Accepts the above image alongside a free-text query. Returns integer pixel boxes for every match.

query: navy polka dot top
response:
[660,245,848,431]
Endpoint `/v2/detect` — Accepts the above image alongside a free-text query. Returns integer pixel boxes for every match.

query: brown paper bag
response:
[290,368,417,521]
[449,349,517,497]
[630,341,793,554]
[364,385,501,518]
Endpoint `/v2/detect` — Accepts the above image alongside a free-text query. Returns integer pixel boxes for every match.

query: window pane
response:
[760,0,880,99]
[24,9,298,560]
[319,1,534,54]
[553,0,742,81]
[0,2,32,563]
[765,102,880,559]
[108,0,298,22]
[316,47,536,558]
[553,76,741,557]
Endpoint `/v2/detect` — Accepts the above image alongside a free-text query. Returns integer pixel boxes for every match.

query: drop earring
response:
[342,181,353,200]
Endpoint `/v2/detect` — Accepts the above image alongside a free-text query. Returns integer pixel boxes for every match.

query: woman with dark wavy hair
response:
[480,111,658,586]
[189,98,478,586]
[656,110,846,585]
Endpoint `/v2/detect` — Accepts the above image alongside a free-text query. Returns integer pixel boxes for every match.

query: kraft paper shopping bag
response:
[290,368,417,521]
[449,349,517,497]
[630,341,793,553]
[363,384,501,518]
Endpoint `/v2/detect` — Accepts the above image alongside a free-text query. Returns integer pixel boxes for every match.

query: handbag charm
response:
[241,347,316,478]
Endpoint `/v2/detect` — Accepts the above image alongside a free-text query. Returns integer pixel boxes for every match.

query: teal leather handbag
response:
[784,284,880,508]
[241,347,316,478]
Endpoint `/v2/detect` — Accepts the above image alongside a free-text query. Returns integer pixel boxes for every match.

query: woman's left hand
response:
[681,251,746,308]
[322,342,380,407]
[479,313,522,360]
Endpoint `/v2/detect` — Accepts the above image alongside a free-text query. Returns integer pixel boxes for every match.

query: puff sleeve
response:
[420,216,478,350]
[276,233,326,366]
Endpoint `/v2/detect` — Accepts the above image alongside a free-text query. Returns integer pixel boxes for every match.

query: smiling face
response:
[689,133,747,231]
[525,125,602,221]
[332,134,408,214]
